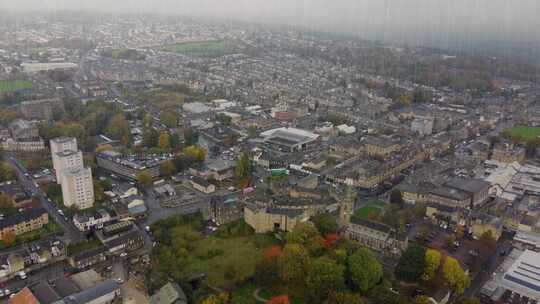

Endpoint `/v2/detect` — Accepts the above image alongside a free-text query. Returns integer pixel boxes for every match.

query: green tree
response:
[0,162,14,182]
[247,125,258,138]
[142,127,159,148]
[0,194,13,209]
[137,170,153,188]
[325,291,364,304]
[170,133,181,150]
[443,256,470,295]
[279,243,309,286]
[216,113,232,125]
[158,132,171,151]
[368,280,404,304]
[312,213,339,235]
[390,189,405,207]
[306,257,345,302]
[348,248,383,293]
[414,295,431,304]
[422,249,442,282]
[160,111,178,128]
[234,152,252,181]
[184,145,206,163]
[160,160,175,177]
[286,222,325,255]
[454,297,480,304]
[395,244,426,282]
[183,128,199,146]
[106,113,131,145]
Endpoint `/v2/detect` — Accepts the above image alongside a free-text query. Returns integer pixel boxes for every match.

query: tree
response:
[170,133,181,150]
[443,257,471,295]
[201,293,230,304]
[0,194,13,209]
[2,230,15,247]
[142,127,159,148]
[348,248,383,293]
[306,257,345,302]
[184,145,206,163]
[313,213,339,235]
[445,234,456,249]
[368,280,404,304]
[286,222,325,255]
[160,111,178,128]
[216,113,232,125]
[160,160,175,177]
[106,113,131,145]
[158,132,171,151]
[183,128,199,146]
[137,170,153,188]
[478,230,497,256]
[266,295,290,304]
[325,291,364,304]
[264,245,283,263]
[234,153,252,182]
[395,244,426,282]
[414,296,431,304]
[454,297,480,304]
[422,249,442,282]
[247,125,258,138]
[279,243,309,286]
[390,189,405,207]
[0,162,14,182]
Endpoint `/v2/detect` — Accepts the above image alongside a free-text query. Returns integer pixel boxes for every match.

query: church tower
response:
[339,186,356,227]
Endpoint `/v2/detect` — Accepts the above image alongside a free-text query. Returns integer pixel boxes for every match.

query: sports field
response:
[160,40,237,57]
[0,80,32,94]
[504,126,540,141]
[355,200,386,219]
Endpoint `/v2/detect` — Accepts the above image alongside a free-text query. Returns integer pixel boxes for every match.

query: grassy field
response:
[185,233,277,288]
[160,40,237,57]
[504,126,540,141]
[354,200,387,219]
[0,80,33,94]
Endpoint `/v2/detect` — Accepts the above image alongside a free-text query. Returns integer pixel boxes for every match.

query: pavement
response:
[4,153,85,243]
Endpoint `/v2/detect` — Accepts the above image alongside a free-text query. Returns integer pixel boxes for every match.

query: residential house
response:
[0,208,49,241]
[73,210,112,232]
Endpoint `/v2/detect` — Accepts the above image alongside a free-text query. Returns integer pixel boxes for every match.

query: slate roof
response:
[0,207,47,230]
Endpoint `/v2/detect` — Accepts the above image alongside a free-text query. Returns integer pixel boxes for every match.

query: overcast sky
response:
[1,0,539,45]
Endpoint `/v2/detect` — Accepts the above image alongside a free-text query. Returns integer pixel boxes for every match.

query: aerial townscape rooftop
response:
[0,2,538,304]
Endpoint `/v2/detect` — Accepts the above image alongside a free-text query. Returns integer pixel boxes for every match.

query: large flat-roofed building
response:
[21,62,78,73]
[61,167,94,210]
[260,127,319,152]
[50,137,78,155]
[53,150,84,184]
[500,250,540,301]
[96,151,163,180]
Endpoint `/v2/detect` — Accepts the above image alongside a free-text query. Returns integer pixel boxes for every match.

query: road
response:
[0,261,66,304]
[4,153,85,243]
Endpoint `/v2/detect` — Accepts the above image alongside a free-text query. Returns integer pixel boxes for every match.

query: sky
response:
[1,0,539,46]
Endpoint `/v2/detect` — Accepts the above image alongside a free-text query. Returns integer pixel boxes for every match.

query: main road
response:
[3,153,85,243]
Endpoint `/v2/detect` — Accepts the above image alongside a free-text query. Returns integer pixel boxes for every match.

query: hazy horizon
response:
[1,0,539,48]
